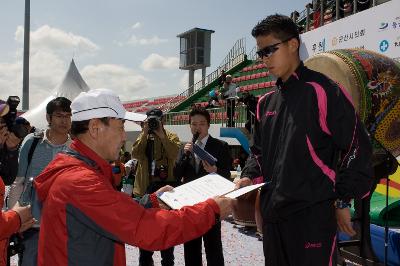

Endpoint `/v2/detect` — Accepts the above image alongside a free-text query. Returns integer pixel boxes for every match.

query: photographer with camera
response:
[8,97,72,266]
[0,99,34,266]
[132,108,180,266]
[0,97,28,186]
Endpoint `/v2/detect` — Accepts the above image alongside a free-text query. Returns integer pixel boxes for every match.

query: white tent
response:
[21,60,143,136]
[22,59,90,130]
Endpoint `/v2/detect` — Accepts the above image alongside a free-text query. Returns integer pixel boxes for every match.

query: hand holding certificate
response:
[158,173,264,210]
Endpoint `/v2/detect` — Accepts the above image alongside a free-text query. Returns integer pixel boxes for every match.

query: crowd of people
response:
[0,13,375,266]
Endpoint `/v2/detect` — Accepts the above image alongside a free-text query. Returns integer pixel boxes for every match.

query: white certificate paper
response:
[159,173,264,209]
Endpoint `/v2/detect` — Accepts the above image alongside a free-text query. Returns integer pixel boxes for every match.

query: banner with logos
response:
[300,0,400,60]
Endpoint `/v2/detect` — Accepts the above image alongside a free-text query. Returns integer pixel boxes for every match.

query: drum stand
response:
[337,150,398,266]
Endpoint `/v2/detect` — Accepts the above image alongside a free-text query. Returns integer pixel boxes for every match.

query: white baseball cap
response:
[71,88,146,122]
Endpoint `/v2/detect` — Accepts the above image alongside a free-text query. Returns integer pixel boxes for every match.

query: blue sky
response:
[0,0,306,108]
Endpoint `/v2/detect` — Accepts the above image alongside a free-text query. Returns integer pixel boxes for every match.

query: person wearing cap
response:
[0,99,35,266]
[32,88,233,266]
[132,107,180,266]
[8,97,72,266]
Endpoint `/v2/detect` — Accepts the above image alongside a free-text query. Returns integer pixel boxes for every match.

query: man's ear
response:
[88,119,101,138]
[288,38,300,53]
[46,114,51,125]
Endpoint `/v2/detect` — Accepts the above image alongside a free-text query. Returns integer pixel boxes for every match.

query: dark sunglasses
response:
[256,36,295,58]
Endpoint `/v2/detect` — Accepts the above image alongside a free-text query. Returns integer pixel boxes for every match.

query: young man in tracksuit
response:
[236,15,373,266]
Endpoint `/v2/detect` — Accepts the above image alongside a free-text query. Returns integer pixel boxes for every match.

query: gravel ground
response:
[126,217,264,266]
[10,217,265,266]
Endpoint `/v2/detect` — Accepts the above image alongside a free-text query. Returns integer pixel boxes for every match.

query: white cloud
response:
[1,25,101,108]
[141,53,179,71]
[127,34,168,46]
[82,64,149,100]
[15,25,100,56]
[0,50,67,108]
[131,22,142,30]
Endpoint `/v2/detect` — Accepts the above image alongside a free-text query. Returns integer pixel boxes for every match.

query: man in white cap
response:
[33,89,233,266]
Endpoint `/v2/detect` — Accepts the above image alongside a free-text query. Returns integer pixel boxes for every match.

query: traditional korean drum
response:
[232,189,257,227]
[305,49,400,162]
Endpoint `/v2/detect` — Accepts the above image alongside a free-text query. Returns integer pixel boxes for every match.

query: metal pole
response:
[320,0,325,26]
[306,4,312,32]
[202,68,206,88]
[22,0,30,110]
[188,69,194,95]
[353,0,358,14]
[336,0,340,20]
[372,0,377,7]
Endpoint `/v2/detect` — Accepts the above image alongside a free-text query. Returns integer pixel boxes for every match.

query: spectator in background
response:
[207,88,220,109]
[222,75,239,127]
[0,100,22,186]
[132,108,181,266]
[122,151,131,163]
[238,91,257,133]
[0,99,35,266]
[8,97,72,266]
[122,155,138,196]
[217,69,227,87]
[312,0,321,28]
[124,155,138,179]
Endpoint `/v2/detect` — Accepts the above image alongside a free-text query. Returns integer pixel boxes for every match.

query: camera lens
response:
[147,116,159,131]
[11,124,29,139]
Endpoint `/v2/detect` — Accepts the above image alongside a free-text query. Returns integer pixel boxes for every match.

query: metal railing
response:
[248,46,258,61]
[296,0,380,33]
[165,103,249,128]
[219,38,246,69]
[159,39,247,112]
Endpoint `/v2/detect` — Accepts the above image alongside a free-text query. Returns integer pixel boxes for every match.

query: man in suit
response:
[174,106,232,266]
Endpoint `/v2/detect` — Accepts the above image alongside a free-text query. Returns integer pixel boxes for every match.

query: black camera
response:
[8,234,24,258]
[155,164,168,180]
[2,96,28,139]
[147,116,160,132]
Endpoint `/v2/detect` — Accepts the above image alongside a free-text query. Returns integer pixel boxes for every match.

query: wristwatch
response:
[335,199,351,209]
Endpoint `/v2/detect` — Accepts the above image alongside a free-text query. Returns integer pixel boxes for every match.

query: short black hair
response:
[71,117,110,136]
[189,107,210,125]
[46,97,71,115]
[252,14,300,44]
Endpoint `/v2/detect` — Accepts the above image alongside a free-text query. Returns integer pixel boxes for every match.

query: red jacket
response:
[0,178,21,266]
[34,139,220,266]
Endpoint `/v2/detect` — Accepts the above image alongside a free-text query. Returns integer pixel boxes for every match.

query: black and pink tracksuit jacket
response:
[242,62,373,222]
